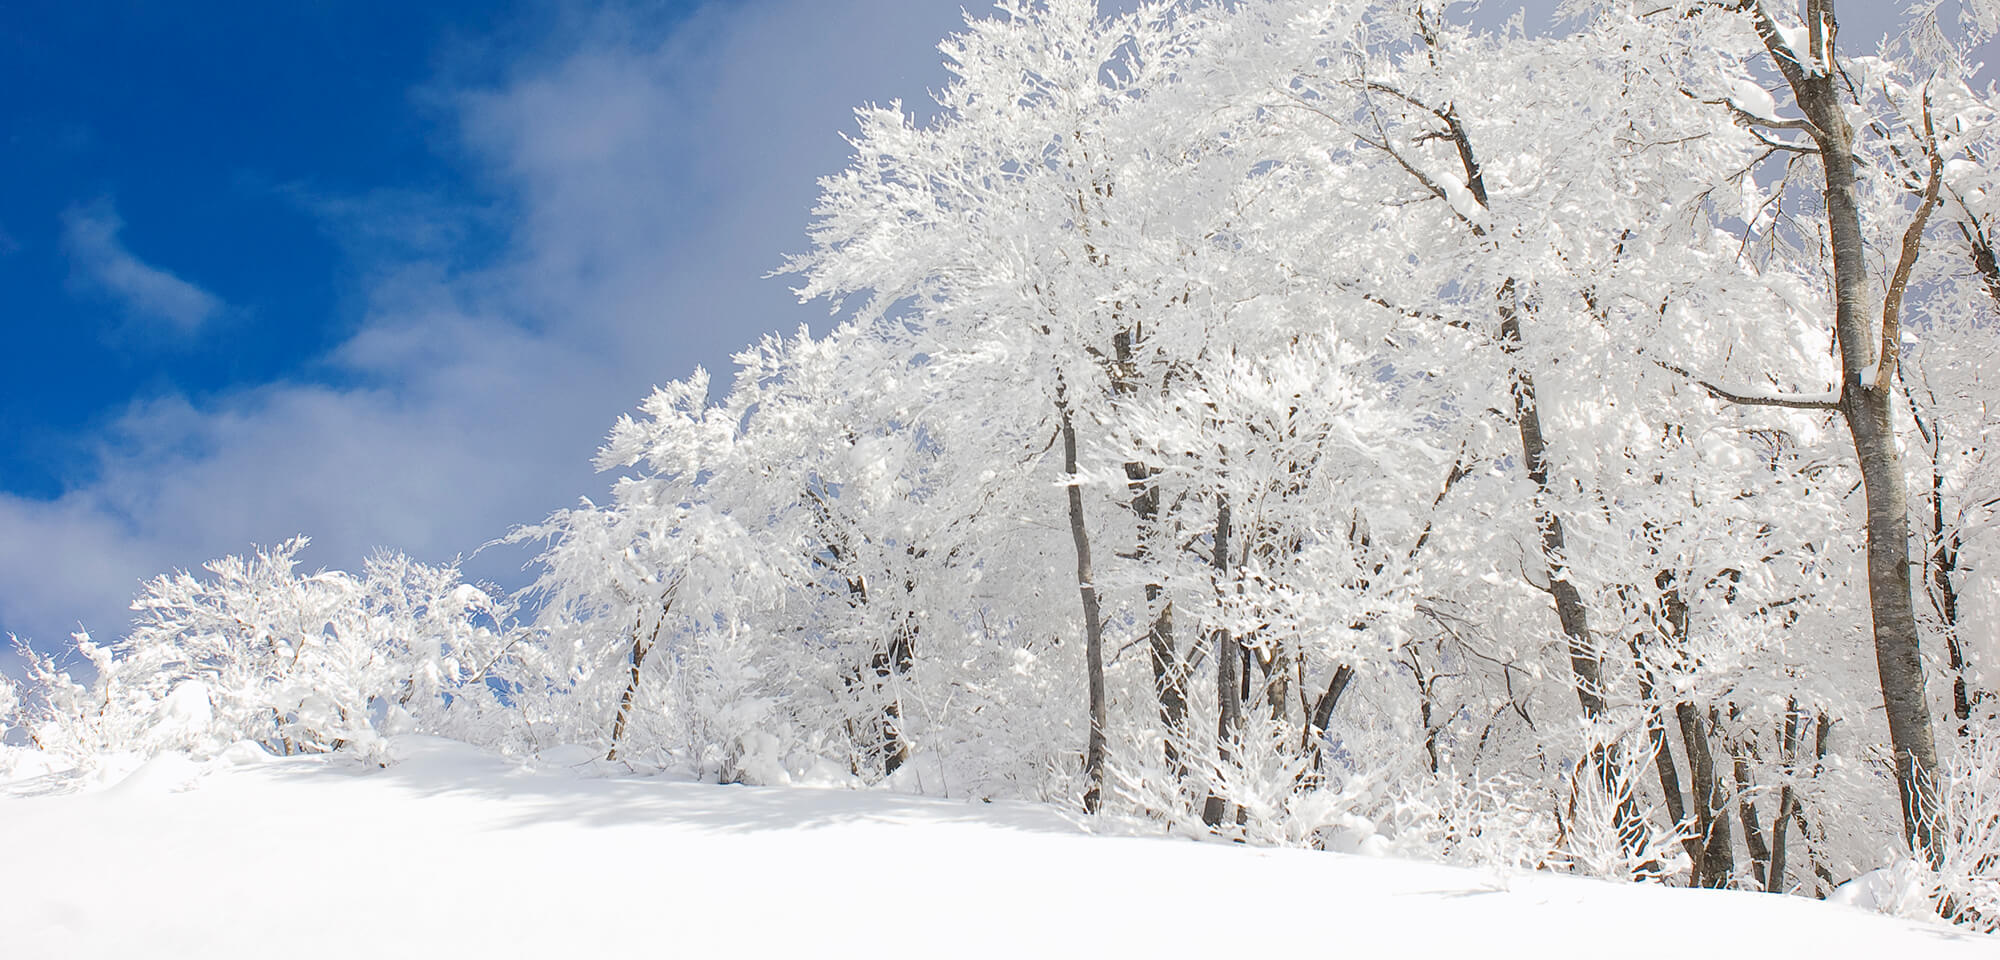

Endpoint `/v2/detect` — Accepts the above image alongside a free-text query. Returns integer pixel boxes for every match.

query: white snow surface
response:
[0,736,1986,958]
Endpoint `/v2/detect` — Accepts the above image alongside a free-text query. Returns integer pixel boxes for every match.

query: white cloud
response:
[0,0,977,663]
[60,199,224,335]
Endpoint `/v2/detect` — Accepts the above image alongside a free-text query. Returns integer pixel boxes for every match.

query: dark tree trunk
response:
[1501,282,1650,863]
[1263,639,1293,725]
[872,615,916,777]
[1744,0,1943,865]
[1766,704,1810,893]
[1200,498,1232,828]
[1146,598,1185,780]
[1059,391,1110,813]
[1441,107,1613,738]
[607,598,671,762]
[1677,702,1734,887]
[1933,481,1975,735]
[1954,214,2000,310]
[1407,642,1442,774]
[1913,405,1979,735]
[1309,664,1354,737]
[1631,636,1699,870]
[1115,328,1187,781]
[1436,102,1643,864]
[1733,743,1772,888]
[1500,282,1611,721]
[1295,661,1354,793]
[1767,782,1798,894]
[607,634,652,763]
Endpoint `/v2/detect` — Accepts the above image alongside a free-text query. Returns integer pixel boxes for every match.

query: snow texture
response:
[0,737,1986,958]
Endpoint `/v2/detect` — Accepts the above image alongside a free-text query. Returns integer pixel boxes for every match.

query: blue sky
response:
[0,0,980,664]
[0,1,1975,670]
[5,2,519,497]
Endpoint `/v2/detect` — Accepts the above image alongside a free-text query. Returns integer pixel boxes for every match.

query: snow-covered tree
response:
[11,0,2000,929]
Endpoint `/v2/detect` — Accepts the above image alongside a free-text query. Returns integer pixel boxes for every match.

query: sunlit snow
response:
[0,738,1986,959]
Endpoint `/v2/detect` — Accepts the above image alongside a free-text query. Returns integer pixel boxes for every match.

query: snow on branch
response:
[1648,356,1841,410]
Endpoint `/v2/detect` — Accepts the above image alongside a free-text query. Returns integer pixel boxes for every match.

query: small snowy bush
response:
[1935,721,2000,932]
[12,539,519,763]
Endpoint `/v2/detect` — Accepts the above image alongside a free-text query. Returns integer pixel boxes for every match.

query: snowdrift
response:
[0,738,1985,958]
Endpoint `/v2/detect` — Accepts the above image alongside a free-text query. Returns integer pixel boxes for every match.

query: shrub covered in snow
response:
[8,539,520,762]
[1934,718,2000,931]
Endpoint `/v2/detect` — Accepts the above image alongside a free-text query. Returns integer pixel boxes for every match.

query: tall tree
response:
[1726,0,1945,863]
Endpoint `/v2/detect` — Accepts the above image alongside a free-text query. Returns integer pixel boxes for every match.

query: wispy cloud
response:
[61,199,224,335]
[0,0,975,663]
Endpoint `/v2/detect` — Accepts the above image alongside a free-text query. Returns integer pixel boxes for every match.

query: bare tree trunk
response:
[1202,495,1240,828]
[1502,280,1650,864]
[1909,395,1980,736]
[1059,390,1110,813]
[1766,704,1808,893]
[1767,783,1798,893]
[1261,634,1294,725]
[1782,713,1834,894]
[1406,641,1443,774]
[1292,662,1352,796]
[1957,215,2000,309]
[1744,0,1943,865]
[1147,599,1185,780]
[1433,102,1644,863]
[1501,283,1611,721]
[1114,328,1188,782]
[1932,478,1976,736]
[1309,664,1354,738]
[1733,744,1773,888]
[872,617,915,776]
[1678,702,1734,887]
[1442,102,1614,732]
[808,494,914,777]
[1631,635,1700,870]
[606,629,651,762]
[608,598,671,762]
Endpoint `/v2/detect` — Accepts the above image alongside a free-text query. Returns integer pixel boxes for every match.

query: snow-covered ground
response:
[0,737,1986,958]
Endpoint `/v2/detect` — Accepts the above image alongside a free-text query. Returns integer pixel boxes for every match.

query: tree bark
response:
[1309,664,1355,737]
[1440,106,1615,730]
[1114,328,1188,782]
[1146,599,1185,780]
[1202,495,1240,828]
[1501,283,1611,719]
[1766,704,1806,893]
[606,629,651,762]
[1677,702,1734,887]
[1630,635,1699,869]
[1744,0,1943,865]
[1767,781,1797,893]
[1956,216,2000,310]
[607,596,671,762]
[1059,390,1110,814]
[1733,744,1773,888]
[1910,397,1979,736]
[1434,98,1643,863]
[873,614,915,777]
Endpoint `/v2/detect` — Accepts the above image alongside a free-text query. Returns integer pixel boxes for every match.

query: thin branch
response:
[1342,78,1453,125]
[1876,88,1944,393]
[1687,88,1823,137]
[1649,356,1840,410]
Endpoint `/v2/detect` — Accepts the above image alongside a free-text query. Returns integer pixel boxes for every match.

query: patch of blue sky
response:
[0,0,556,497]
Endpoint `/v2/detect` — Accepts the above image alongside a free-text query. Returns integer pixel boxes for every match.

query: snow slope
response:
[0,738,1985,958]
